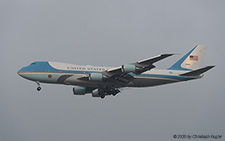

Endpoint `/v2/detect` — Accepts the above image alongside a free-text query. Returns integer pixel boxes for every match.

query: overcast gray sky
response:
[1,0,225,141]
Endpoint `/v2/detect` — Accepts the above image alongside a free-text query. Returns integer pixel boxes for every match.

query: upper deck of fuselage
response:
[17,61,112,74]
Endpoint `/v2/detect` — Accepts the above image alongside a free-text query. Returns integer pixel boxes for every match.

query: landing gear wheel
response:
[35,81,41,91]
[37,87,41,91]
[112,89,120,96]
[100,95,105,99]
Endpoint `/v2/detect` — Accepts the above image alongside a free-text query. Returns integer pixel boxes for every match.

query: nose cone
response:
[17,68,23,74]
[17,67,22,75]
[17,67,28,79]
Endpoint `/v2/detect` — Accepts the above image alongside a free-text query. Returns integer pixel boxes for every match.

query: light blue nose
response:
[17,67,31,80]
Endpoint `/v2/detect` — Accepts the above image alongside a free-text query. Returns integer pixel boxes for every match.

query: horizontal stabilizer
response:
[180,66,215,76]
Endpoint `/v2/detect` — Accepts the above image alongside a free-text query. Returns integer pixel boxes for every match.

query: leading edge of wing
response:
[135,54,174,65]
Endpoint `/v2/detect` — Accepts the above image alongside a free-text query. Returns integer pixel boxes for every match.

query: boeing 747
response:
[17,45,214,98]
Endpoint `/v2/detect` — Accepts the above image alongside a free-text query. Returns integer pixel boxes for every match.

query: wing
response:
[131,54,174,74]
[105,54,173,75]
[76,54,173,87]
[101,54,173,86]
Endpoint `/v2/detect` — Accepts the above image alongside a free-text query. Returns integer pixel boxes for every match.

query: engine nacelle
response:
[92,89,104,97]
[73,86,86,95]
[122,64,136,73]
[92,89,100,97]
[89,73,103,81]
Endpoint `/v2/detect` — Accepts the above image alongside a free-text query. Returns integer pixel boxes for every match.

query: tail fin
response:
[168,45,208,70]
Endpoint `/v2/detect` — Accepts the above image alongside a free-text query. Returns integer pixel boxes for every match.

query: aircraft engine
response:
[122,64,136,73]
[92,89,105,98]
[73,86,86,95]
[92,89,101,97]
[89,73,103,81]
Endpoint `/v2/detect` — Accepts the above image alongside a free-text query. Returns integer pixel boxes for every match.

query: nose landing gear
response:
[36,81,41,91]
[37,87,41,91]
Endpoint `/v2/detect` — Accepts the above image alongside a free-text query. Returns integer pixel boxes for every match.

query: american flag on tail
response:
[190,55,198,61]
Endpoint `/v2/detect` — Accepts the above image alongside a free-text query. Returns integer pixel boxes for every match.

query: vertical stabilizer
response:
[168,45,207,70]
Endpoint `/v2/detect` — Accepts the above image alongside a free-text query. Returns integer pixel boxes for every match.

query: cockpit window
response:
[31,63,36,65]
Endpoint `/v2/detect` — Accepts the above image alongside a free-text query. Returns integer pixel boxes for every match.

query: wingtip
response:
[161,53,174,57]
[208,65,216,69]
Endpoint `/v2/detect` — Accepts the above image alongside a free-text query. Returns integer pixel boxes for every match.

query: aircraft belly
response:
[63,75,106,87]
[128,77,179,87]
[60,74,181,88]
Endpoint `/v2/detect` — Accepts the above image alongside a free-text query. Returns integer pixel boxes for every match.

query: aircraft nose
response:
[17,67,26,78]
[17,68,22,75]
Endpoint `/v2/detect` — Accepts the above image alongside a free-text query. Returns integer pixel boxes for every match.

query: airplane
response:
[17,45,215,99]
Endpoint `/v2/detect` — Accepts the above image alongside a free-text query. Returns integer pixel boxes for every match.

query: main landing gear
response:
[36,81,41,91]
[94,86,120,99]
[100,95,105,99]
[106,85,120,97]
